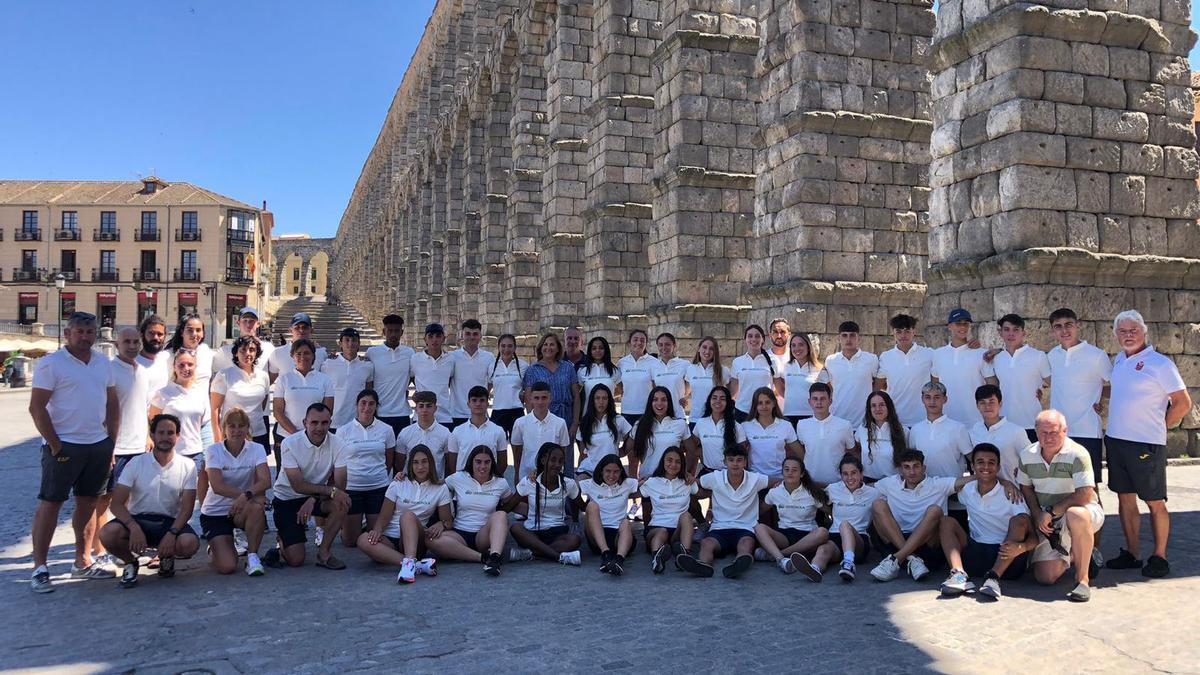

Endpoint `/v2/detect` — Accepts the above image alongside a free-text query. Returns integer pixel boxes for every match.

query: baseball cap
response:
[424,322,445,335]
[290,312,313,327]
[339,327,360,339]
[239,307,259,318]
[947,308,973,324]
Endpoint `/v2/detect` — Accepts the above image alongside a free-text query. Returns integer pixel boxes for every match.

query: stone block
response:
[1098,214,1132,253]
[1164,147,1200,179]
[1066,212,1101,249]
[987,99,1057,139]
[1070,41,1109,76]
[1055,104,1093,137]
[1075,170,1111,213]
[1065,137,1120,171]
[1110,174,1146,216]
[1045,71,1084,104]
[1144,177,1200,218]
[991,209,1068,252]
[1093,109,1148,142]
[1119,143,1164,175]
[1167,220,1200,253]
[1126,81,1167,114]
[971,171,1001,216]
[1082,77,1126,108]
[1128,217,1168,254]
[1108,47,1151,81]
[998,166,1077,211]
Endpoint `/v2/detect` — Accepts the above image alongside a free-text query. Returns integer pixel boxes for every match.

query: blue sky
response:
[0,3,1197,239]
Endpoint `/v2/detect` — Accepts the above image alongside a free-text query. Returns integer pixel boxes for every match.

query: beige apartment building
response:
[0,177,271,342]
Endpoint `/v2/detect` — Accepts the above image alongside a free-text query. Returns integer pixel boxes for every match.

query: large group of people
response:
[26,303,1189,603]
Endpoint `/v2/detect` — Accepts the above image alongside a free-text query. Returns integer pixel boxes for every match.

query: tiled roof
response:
[0,179,259,211]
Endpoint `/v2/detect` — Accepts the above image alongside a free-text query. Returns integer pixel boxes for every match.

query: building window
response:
[140,250,157,280]
[61,211,78,231]
[141,211,157,233]
[18,293,39,325]
[60,250,76,278]
[228,209,256,232]
[22,210,38,231]
[180,250,198,280]
[22,250,37,271]
[100,211,117,233]
[293,268,300,281]
[182,211,198,233]
[100,250,117,274]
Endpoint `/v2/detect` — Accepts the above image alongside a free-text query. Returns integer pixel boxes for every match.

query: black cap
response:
[424,322,445,335]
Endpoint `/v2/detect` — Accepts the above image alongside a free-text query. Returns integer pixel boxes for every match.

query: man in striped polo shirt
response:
[1017,409,1105,602]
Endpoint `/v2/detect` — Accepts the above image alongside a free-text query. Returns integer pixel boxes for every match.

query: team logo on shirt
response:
[1135,361,1144,371]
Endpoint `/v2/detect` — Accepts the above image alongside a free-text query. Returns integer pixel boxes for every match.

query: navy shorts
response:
[132,513,196,547]
[490,408,522,437]
[1071,437,1104,484]
[106,453,139,493]
[534,525,569,545]
[200,513,237,540]
[453,527,479,551]
[962,538,1028,579]
[586,526,634,556]
[272,496,334,548]
[348,486,388,515]
[706,528,755,556]
[778,527,811,547]
[378,415,412,438]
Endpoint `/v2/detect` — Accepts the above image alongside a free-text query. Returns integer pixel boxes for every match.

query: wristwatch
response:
[167,526,182,536]
[1044,505,1056,517]
[243,490,254,501]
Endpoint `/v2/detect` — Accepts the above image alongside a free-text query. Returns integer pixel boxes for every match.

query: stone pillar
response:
[927,0,1200,453]
[299,259,311,297]
[481,69,512,333]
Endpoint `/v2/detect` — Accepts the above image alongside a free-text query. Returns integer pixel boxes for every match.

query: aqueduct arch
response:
[272,237,335,298]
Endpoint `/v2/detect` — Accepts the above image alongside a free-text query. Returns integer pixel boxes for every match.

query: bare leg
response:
[992,514,1037,577]
[356,532,406,565]
[341,514,365,549]
[940,516,968,571]
[399,511,423,559]
[510,522,561,560]
[1146,500,1169,559]
[698,537,719,564]
[894,505,943,564]
[677,513,695,547]
[616,519,634,557]
[98,521,133,564]
[585,502,609,554]
[1066,506,1095,585]
[1116,492,1141,558]
[31,500,66,568]
[234,502,266,555]
[209,537,239,574]
[754,524,787,560]
[871,499,908,553]
[317,498,349,563]
[91,494,112,556]
[781,528,830,556]
[646,527,669,552]
[478,511,508,556]
[425,531,483,562]
[811,541,837,569]
[736,535,756,557]
[72,496,100,568]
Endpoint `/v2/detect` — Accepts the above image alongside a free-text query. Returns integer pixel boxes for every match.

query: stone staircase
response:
[268,295,382,351]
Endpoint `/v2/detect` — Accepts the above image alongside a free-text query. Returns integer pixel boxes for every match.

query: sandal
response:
[315,555,346,570]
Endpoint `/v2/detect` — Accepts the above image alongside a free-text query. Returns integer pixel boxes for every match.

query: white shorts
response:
[1031,502,1105,564]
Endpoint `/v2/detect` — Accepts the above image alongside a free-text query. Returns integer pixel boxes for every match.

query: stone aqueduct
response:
[331,0,1200,450]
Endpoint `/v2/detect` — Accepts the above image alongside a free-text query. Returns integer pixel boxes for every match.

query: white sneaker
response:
[245,553,265,577]
[71,562,116,580]
[415,558,438,576]
[313,524,324,548]
[508,547,533,562]
[559,550,582,566]
[234,529,249,557]
[778,557,796,574]
[94,553,118,569]
[940,569,972,596]
[754,547,772,562]
[978,576,1002,600]
[907,555,931,582]
[397,558,416,584]
[870,554,901,582]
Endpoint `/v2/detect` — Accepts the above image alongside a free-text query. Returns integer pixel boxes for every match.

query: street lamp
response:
[54,273,65,346]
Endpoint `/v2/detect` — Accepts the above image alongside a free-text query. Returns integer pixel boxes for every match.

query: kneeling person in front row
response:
[202,408,271,576]
[678,444,771,579]
[939,443,1036,599]
[100,414,200,588]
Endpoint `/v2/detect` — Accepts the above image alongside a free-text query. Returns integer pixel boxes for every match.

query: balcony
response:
[15,228,41,241]
[225,267,254,285]
[227,228,254,249]
[173,267,201,282]
[134,267,160,282]
[91,269,120,282]
[54,228,81,241]
[53,268,80,282]
[134,228,160,242]
[93,228,120,242]
[11,267,45,282]
[175,227,202,242]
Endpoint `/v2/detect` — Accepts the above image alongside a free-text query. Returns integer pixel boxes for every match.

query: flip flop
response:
[315,555,346,570]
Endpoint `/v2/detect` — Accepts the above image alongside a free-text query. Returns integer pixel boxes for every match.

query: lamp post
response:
[54,273,65,346]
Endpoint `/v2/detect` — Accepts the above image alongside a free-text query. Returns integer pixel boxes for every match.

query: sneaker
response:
[907,555,930,582]
[262,548,284,569]
[870,554,901,582]
[753,547,771,562]
[609,554,625,576]
[157,557,175,578]
[1142,555,1170,578]
[31,569,54,594]
[398,558,416,584]
[508,547,533,563]
[940,569,972,596]
[676,553,715,578]
[600,550,615,573]
[245,554,265,577]
[978,576,1002,601]
[672,542,686,571]
[234,529,249,557]
[778,557,796,574]
[722,554,753,579]
[1067,581,1091,602]
[416,558,439,575]
[838,560,856,582]
[94,553,118,569]
[558,551,581,567]
[1105,548,1142,570]
[313,526,324,548]
[120,562,139,589]
[652,545,670,574]
[790,553,822,582]
[1089,549,1102,581]
[71,562,116,580]
[483,551,502,577]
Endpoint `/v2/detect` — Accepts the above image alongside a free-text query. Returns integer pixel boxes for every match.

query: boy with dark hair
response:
[876,313,935,426]
[396,391,453,477]
[824,320,879,427]
[969,384,1032,483]
[678,445,771,579]
[983,313,1051,441]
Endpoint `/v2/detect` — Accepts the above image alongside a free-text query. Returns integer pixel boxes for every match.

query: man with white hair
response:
[1017,409,1104,602]
[1104,309,1189,578]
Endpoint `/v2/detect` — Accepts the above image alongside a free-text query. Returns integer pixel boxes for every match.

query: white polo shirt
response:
[213,338,274,375]
[931,343,988,426]
[137,350,172,397]
[700,469,769,531]
[577,363,620,406]
[410,350,455,423]
[580,477,639,528]
[395,421,453,473]
[730,352,776,413]
[795,415,856,484]
[878,344,935,426]
[32,347,115,444]
[741,417,798,479]
[273,431,349,501]
[211,366,270,436]
[150,382,210,457]
[617,353,656,415]
[271,369,334,436]
[445,472,513,532]
[874,473,959,532]
[383,479,452,536]
[985,345,1051,429]
[173,343,215,394]
[957,480,1030,545]
[782,361,830,417]
[267,342,329,378]
[448,418,509,471]
[650,356,690,417]
[320,355,375,428]
[334,418,396,491]
[201,440,268,516]
[635,416,692,478]
[855,423,902,481]
[970,417,1030,482]
[692,416,747,470]
[111,356,151,455]
[1048,341,1112,439]
[365,343,415,417]
[511,411,571,477]
[827,481,879,532]
[684,361,730,423]
[449,348,494,419]
[639,476,698,528]
[908,414,973,478]
[118,452,197,517]
[576,415,633,474]
[765,483,822,531]
[488,357,528,411]
[516,475,580,530]
[1109,346,1187,445]
[824,350,880,427]
[768,348,791,378]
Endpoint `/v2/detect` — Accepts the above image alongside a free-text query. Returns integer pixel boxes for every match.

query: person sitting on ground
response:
[201,409,270,576]
[509,443,584,566]
[754,456,831,582]
[639,446,698,574]
[677,444,771,579]
[814,455,879,582]
[433,446,521,576]
[358,445,451,584]
[99,414,200,589]
[580,454,639,576]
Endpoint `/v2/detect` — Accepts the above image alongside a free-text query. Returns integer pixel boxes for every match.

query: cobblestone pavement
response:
[1,386,1197,674]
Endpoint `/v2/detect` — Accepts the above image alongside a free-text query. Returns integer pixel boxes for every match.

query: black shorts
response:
[706,528,755,556]
[534,525,569,545]
[133,513,196,547]
[830,531,872,564]
[1071,437,1104,484]
[272,496,334,548]
[348,486,388,515]
[453,527,479,551]
[106,454,139,493]
[586,526,634,555]
[732,408,750,424]
[490,408,523,437]
[784,415,811,427]
[644,525,677,551]
[252,433,271,450]
[880,531,945,571]
[621,413,642,428]
[779,527,811,547]
[1105,436,1167,501]
[378,415,412,438]
[39,438,114,502]
[962,538,1028,579]
[449,418,470,432]
[1025,428,1038,444]
[200,513,237,540]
